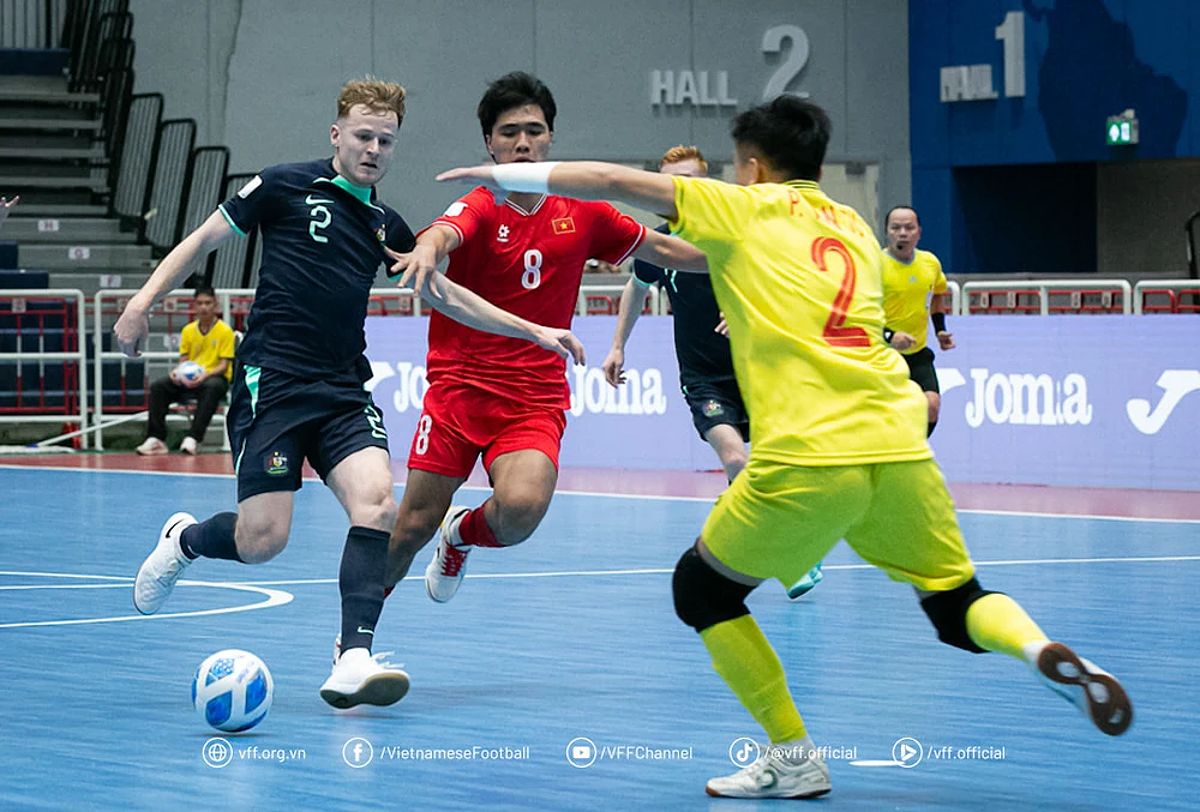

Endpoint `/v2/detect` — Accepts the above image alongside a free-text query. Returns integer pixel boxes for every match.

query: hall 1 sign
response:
[940,10,1026,103]
[650,70,737,107]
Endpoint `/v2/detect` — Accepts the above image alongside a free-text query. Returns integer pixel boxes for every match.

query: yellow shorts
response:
[701,458,975,592]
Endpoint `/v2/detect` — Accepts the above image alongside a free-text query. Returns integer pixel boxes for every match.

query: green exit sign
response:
[1106,112,1139,146]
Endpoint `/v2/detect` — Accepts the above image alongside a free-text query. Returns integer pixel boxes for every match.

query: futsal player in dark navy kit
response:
[602,145,823,598]
[114,78,584,709]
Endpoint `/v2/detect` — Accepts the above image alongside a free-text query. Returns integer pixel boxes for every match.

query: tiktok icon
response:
[728,736,761,767]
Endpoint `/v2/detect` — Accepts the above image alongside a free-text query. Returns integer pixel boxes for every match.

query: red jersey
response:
[424,187,645,407]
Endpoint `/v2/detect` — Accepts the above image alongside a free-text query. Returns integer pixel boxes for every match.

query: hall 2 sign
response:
[650,24,810,108]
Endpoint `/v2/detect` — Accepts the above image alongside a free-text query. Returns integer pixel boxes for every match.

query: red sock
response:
[458,502,504,547]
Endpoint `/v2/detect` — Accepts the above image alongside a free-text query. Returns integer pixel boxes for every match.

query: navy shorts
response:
[226,363,389,503]
[903,347,940,394]
[682,378,750,442]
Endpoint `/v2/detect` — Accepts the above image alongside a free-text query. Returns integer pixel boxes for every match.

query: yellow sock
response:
[700,615,807,743]
[965,593,1049,660]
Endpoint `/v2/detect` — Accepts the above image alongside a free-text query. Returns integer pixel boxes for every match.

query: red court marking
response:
[2,453,1197,520]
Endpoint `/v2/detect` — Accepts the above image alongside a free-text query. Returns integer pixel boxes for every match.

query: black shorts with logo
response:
[226,362,389,503]
[904,346,940,394]
[682,378,750,442]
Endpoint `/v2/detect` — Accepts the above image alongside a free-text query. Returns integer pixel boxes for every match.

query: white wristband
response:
[491,161,560,194]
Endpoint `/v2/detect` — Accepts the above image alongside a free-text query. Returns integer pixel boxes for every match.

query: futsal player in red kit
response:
[382,72,707,612]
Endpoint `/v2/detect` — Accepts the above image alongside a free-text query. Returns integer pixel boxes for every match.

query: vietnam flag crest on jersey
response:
[552,216,575,235]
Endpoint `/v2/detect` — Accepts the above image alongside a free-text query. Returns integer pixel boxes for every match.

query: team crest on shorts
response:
[375,225,387,243]
[265,451,289,476]
[702,400,724,418]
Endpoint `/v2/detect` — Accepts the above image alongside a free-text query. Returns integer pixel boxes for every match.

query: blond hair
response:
[659,144,708,172]
[337,77,406,123]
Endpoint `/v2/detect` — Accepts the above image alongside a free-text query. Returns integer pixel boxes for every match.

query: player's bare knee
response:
[673,545,754,632]
[722,452,748,481]
[927,393,941,424]
[351,489,398,532]
[918,577,995,653]
[492,494,549,545]
[235,521,289,564]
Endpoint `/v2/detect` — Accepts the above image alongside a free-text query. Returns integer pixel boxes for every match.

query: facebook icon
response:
[342,737,374,768]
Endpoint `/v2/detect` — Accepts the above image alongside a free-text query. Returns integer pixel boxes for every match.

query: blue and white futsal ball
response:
[192,649,274,732]
[174,360,204,385]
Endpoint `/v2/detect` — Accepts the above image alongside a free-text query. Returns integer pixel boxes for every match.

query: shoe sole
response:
[132,512,195,615]
[1038,642,1133,736]
[705,785,832,799]
[425,506,471,603]
[320,672,411,709]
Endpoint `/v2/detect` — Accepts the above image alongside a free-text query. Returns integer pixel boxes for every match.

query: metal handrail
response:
[1132,279,1200,315]
[961,279,1132,315]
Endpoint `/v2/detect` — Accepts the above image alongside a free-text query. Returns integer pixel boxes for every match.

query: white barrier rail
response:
[91,287,420,450]
[946,280,961,316]
[1132,279,1200,314]
[577,283,667,316]
[0,289,89,444]
[961,279,1132,315]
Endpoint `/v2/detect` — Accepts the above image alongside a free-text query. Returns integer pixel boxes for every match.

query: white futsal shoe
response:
[424,505,471,603]
[133,511,197,614]
[705,738,832,799]
[1031,641,1133,736]
[320,646,410,709]
[135,437,168,455]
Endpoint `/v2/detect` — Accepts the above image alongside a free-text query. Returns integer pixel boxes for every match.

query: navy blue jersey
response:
[218,158,416,379]
[632,224,734,387]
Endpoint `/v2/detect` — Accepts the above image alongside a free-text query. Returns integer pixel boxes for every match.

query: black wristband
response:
[931,312,947,333]
[883,327,895,343]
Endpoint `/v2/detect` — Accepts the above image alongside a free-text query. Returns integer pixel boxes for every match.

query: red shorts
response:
[406,381,568,477]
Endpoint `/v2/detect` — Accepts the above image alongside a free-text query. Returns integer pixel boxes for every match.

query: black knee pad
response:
[672,546,755,633]
[927,420,938,437]
[919,577,995,653]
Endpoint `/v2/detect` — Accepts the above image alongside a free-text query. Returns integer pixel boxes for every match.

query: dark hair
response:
[193,285,216,299]
[885,205,920,228]
[730,96,831,181]
[477,71,557,136]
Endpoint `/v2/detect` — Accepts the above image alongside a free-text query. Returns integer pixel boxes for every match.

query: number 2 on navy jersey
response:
[522,249,542,289]
[309,204,331,243]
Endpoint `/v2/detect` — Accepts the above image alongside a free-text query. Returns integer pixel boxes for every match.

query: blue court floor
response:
[0,464,1196,810]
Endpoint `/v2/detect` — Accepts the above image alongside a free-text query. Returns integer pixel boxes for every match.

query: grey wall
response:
[1097,160,1200,277]
[129,0,910,230]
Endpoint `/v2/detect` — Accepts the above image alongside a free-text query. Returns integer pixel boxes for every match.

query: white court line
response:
[849,760,903,768]
[4,555,1197,623]
[0,571,293,628]
[4,554,1199,593]
[2,463,1198,524]
[126,553,1200,588]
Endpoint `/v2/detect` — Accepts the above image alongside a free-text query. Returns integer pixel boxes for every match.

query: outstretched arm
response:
[113,211,235,356]
[633,228,707,272]
[420,271,585,365]
[386,223,460,293]
[437,162,680,220]
[0,195,18,229]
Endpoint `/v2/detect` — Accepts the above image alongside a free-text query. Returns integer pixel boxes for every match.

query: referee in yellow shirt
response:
[881,205,954,435]
[431,95,1133,801]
